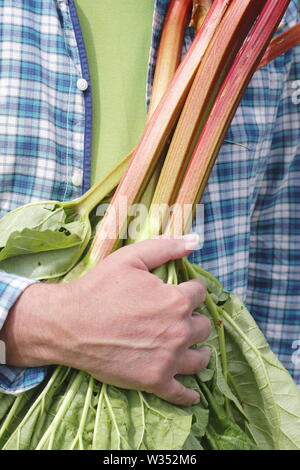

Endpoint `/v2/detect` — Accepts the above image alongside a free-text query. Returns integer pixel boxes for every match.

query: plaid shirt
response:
[0,0,299,394]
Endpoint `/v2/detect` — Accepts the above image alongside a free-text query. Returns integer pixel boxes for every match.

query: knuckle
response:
[198,280,207,301]
[156,381,185,404]
[197,357,208,372]
[146,368,166,390]
[110,244,128,259]
[118,249,135,267]
[170,385,186,404]
[190,279,206,304]
[168,287,191,316]
[160,350,174,371]
[171,322,191,347]
[145,353,173,390]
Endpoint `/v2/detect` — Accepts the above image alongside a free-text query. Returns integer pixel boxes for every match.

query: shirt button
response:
[72,169,83,187]
[76,78,89,92]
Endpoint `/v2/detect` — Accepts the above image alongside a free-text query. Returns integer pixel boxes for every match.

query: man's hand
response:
[0,236,211,406]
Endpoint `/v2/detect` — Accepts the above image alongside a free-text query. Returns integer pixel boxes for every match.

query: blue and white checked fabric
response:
[0,0,299,393]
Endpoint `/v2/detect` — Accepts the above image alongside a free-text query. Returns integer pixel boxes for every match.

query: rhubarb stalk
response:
[148,0,193,117]
[258,22,300,69]
[87,0,232,263]
[136,0,193,214]
[190,0,213,31]
[164,0,291,237]
[138,0,266,240]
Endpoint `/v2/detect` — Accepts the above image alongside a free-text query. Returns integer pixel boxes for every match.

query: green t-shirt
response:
[75,0,154,185]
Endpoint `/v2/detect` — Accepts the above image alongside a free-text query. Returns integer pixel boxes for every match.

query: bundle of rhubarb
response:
[0,0,300,450]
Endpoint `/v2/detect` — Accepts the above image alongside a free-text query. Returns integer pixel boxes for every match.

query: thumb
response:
[125,234,200,271]
[155,378,200,407]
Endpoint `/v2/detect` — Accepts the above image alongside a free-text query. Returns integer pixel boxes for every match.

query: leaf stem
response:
[137,391,146,450]
[205,295,228,381]
[104,386,130,449]
[70,375,95,450]
[74,157,130,217]
[0,395,23,442]
[92,383,105,450]
[167,260,178,284]
[2,366,67,450]
[35,370,86,450]
[185,260,223,289]
[204,294,230,416]
[200,382,230,428]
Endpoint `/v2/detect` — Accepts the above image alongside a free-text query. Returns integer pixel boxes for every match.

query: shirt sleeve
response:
[0,271,47,394]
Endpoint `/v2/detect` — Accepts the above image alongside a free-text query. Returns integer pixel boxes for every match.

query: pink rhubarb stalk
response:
[148,0,193,117]
[88,0,232,262]
[258,22,300,69]
[164,0,291,237]
[190,0,214,31]
[148,0,266,229]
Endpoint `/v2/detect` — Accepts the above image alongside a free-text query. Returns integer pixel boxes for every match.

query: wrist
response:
[0,282,70,368]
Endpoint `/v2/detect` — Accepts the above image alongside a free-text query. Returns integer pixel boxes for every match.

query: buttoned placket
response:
[56,0,92,197]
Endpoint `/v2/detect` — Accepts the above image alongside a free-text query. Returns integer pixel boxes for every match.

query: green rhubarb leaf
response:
[0,224,89,280]
[221,294,300,450]
[197,368,214,383]
[206,423,258,450]
[0,388,38,448]
[2,367,69,450]
[209,346,247,418]
[37,373,93,450]
[0,202,90,280]
[0,394,15,422]
[184,260,229,304]
[130,392,194,450]
[0,227,83,262]
[92,379,203,451]
[0,203,59,247]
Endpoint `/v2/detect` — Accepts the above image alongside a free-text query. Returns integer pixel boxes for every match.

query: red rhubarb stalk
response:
[165,0,291,237]
[190,0,214,31]
[89,0,232,262]
[147,0,266,233]
[258,22,300,69]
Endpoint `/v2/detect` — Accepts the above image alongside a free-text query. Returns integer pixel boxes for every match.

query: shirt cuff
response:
[0,271,47,394]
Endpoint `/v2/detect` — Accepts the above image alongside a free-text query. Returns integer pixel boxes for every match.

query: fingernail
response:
[182,233,200,251]
[193,394,200,405]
